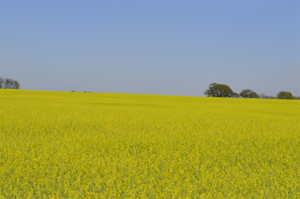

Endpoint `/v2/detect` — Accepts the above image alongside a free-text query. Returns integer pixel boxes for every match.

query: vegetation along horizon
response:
[1,89,299,198]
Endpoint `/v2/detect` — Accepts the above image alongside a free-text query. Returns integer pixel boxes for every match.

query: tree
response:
[12,80,20,89]
[1,77,20,89]
[239,89,259,98]
[204,83,233,97]
[231,92,240,98]
[4,78,13,88]
[0,77,3,88]
[277,91,294,99]
[258,93,274,99]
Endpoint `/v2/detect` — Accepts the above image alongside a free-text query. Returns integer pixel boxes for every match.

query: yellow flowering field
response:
[0,89,299,198]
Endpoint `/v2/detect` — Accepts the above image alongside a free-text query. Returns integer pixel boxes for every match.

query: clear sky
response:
[1,0,299,96]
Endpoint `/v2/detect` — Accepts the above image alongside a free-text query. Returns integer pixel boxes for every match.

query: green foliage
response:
[277,91,294,99]
[204,83,233,97]
[231,92,240,98]
[240,89,259,98]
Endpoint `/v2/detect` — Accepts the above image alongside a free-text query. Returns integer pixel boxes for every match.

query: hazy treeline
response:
[257,93,300,99]
[0,77,20,89]
[204,83,299,100]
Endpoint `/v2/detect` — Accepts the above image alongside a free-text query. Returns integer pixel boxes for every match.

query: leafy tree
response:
[277,91,294,99]
[231,92,240,98]
[239,89,259,98]
[204,83,233,97]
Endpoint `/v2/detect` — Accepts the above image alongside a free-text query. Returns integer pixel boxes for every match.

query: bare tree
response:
[259,93,266,99]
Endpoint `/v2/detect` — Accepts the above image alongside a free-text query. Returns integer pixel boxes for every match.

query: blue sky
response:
[1,0,299,96]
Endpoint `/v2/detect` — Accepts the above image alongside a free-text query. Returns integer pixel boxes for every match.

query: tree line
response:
[204,83,299,99]
[0,77,20,89]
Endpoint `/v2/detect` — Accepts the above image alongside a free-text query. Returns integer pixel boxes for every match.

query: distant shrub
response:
[277,91,295,99]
